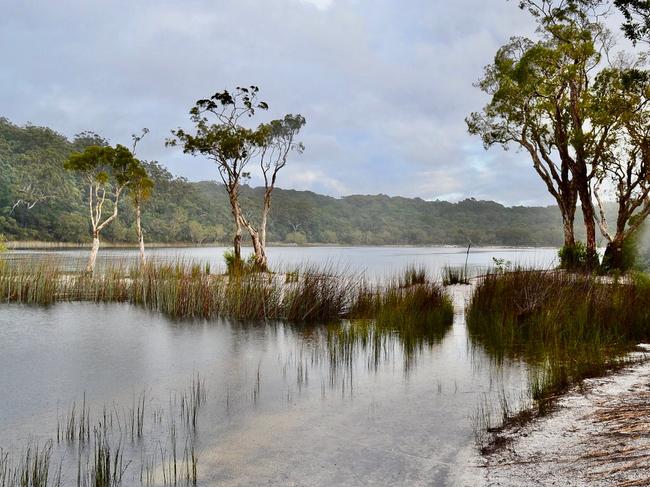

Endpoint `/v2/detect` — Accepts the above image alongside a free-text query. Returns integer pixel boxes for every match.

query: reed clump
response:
[351,268,453,334]
[441,265,470,285]
[0,260,454,328]
[338,267,454,368]
[0,259,60,306]
[467,269,650,415]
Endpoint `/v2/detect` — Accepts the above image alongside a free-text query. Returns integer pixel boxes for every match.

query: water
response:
[9,245,558,279]
[0,246,556,486]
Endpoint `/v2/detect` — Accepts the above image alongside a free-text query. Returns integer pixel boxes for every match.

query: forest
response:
[0,117,583,248]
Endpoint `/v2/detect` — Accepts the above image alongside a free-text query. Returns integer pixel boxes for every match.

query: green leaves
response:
[64,144,147,188]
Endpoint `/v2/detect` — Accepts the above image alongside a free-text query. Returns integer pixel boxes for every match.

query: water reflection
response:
[0,261,553,485]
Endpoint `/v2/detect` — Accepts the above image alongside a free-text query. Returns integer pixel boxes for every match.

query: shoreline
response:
[473,347,650,486]
[4,241,558,251]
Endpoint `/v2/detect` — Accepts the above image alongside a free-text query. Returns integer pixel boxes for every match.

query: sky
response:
[0,0,630,206]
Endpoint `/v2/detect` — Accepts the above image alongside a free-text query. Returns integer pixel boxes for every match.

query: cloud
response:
[0,0,600,206]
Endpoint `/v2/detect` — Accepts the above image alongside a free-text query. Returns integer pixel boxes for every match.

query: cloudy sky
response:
[0,0,627,205]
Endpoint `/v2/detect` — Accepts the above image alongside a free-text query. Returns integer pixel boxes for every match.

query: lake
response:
[0,246,557,486]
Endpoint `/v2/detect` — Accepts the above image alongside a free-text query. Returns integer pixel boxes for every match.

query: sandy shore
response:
[467,346,650,486]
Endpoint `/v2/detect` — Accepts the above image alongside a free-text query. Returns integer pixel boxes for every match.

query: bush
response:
[223,250,261,275]
[558,242,587,270]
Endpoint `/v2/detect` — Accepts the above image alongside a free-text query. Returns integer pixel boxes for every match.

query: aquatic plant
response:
[0,259,454,328]
[467,269,650,419]
[0,441,61,487]
[441,265,470,285]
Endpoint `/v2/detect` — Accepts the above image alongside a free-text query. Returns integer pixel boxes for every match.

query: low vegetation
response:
[441,265,470,285]
[467,269,650,422]
[2,374,204,487]
[0,260,453,328]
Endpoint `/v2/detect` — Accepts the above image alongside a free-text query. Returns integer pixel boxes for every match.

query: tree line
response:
[2,116,599,251]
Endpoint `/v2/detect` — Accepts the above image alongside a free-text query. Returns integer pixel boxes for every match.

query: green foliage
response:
[558,242,587,270]
[0,234,6,253]
[491,257,512,273]
[601,235,639,273]
[65,144,144,188]
[615,0,650,44]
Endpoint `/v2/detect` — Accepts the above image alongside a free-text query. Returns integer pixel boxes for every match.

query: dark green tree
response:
[469,3,626,269]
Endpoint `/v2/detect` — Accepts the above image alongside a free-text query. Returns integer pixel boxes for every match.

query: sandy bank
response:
[473,346,650,486]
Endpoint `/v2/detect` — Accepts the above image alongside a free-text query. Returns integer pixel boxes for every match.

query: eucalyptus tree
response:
[468,4,627,268]
[130,128,153,266]
[168,86,268,263]
[593,67,650,270]
[129,166,153,266]
[238,114,306,269]
[64,144,145,272]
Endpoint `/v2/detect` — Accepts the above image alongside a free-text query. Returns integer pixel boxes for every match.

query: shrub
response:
[558,242,587,270]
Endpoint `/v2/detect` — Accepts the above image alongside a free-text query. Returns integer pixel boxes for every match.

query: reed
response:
[467,269,650,417]
[336,267,454,370]
[0,259,454,328]
[441,265,470,285]
[0,441,61,487]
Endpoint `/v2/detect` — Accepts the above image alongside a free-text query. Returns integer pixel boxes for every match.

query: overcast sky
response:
[0,0,629,206]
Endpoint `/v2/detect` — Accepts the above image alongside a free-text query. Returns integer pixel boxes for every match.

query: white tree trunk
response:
[87,234,100,273]
[136,203,146,266]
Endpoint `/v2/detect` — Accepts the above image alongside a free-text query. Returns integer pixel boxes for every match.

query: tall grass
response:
[467,269,650,418]
[441,265,470,286]
[0,259,453,328]
[334,267,454,370]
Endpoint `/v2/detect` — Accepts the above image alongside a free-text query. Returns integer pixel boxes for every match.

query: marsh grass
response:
[333,267,454,370]
[441,265,470,286]
[467,269,650,424]
[4,373,206,487]
[0,441,61,487]
[0,259,454,330]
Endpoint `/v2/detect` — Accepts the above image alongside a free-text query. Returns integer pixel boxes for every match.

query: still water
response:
[0,246,557,486]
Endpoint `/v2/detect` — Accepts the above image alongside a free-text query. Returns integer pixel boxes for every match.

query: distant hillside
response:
[0,117,582,246]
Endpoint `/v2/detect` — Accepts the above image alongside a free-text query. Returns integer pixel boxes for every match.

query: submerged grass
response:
[0,441,61,487]
[467,269,650,424]
[3,374,205,487]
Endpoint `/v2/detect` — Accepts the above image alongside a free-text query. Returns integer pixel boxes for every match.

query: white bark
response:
[136,203,146,266]
[85,182,124,273]
[87,236,100,273]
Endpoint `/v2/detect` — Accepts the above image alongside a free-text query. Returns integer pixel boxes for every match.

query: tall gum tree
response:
[130,128,153,266]
[168,86,268,263]
[64,145,145,272]
[593,66,650,270]
[238,114,306,270]
[468,3,630,268]
[467,36,580,261]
